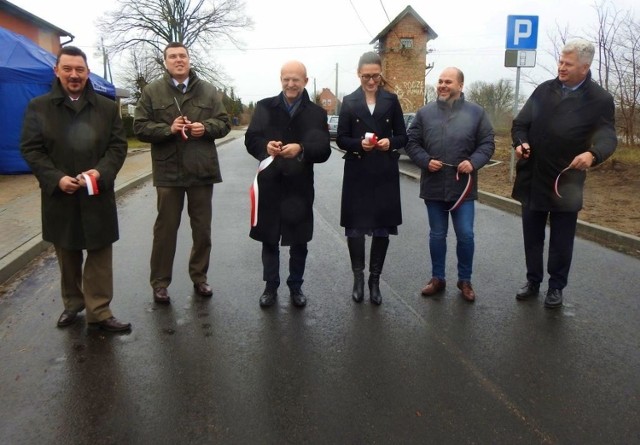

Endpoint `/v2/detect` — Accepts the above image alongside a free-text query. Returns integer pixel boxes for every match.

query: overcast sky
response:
[9,0,639,102]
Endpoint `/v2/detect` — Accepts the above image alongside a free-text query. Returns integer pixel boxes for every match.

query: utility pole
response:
[313,78,317,102]
[335,63,339,113]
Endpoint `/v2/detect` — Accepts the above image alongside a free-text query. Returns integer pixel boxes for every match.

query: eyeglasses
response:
[360,74,382,81]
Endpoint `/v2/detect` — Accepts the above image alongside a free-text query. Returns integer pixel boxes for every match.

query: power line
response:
[348,0,373,38]
[214,42,371,52]
[378,0,391,22]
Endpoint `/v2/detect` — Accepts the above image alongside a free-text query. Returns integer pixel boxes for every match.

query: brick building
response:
[0,0,73,53]
[318,88,339,115]
[369,5,438,113]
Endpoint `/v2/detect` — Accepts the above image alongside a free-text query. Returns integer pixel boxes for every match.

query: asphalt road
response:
[1,139,639,444]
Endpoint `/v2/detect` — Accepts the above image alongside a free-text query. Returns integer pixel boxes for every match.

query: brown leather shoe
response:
[457,281,476,302]
[57,310,79,327]
[194,282,213,297]
[91,317,131,332]
[421,278,446,296]
[153,287,171,304]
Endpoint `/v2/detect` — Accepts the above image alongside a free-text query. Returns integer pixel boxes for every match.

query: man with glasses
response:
[511,38,617,309]
[245,60,331,308]
[404,67,495,303]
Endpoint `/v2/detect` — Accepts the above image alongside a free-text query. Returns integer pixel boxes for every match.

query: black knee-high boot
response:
[347,236,365,302]
[369,236,389,305]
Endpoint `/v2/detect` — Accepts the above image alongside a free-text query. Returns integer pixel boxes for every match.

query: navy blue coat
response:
[511,73,617,211]
[337,87,407,229]
[245,90,330,245]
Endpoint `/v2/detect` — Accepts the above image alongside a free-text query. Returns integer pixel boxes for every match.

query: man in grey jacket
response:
[134,42,231,304]
[404,67,495,302]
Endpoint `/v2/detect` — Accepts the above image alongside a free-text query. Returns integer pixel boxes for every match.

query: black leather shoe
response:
[516,281,540,300]
[153,287,170,304]
[544,288,563,309]
[259,289,277,308]
[91,317,132,332]
[194,282,213,297]
[57,310,79,327]
[290,289,307,308]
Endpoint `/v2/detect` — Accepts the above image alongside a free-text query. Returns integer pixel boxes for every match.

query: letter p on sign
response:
[506,15,538,50]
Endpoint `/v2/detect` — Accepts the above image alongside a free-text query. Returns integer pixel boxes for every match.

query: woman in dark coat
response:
[337,52,407,305]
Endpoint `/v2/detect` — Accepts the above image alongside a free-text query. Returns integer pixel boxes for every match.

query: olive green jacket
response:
[134,72,231,187]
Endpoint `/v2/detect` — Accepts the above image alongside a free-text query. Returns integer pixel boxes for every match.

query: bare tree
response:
[98,0,252,85]
[116,45,165,103]
[591,0,639,144]
[466,79,515,130]
[424,84,437,103]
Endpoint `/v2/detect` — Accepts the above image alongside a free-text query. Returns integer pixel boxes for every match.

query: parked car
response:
[398,112,416,155]
[328,115,339,139]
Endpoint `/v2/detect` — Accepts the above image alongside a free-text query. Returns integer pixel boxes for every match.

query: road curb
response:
[0,134,242,286]
[399,164,640,258]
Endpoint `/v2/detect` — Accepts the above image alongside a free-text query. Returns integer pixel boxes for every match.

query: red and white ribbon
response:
[364,132,378,145]
[554,166,572,198]
[249,156,274,227]
[448,172,472,211]
[82,173,99,196]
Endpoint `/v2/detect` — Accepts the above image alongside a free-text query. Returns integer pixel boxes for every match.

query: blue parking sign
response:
[506,15,538,50]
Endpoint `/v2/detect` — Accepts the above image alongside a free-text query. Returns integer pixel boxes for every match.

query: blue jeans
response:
[425,200,475,282]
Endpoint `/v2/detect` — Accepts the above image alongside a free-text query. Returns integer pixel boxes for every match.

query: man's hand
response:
[75,169,100,187]
[171,116,191,135]
[58,176,81,194]
[515,142,531,159]
[279,143,302,159]
[267,140,283,156]
[428,159,443,172]
[569,152,596,171]
[188,121,205,138]
[457,160,474,174]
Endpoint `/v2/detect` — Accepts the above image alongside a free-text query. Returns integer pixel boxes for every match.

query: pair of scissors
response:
[173,97,189,140]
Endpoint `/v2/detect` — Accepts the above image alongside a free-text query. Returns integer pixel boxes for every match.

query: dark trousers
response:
[262,242,308,291]
[150,185,213,288]
[521,207,578,290]
[54,244,113,323]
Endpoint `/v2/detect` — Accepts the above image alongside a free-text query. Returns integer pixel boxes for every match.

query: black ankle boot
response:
[348,236,365,303]
[352,271,365,302]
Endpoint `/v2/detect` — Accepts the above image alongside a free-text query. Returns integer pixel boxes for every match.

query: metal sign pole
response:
[509,66,521,183]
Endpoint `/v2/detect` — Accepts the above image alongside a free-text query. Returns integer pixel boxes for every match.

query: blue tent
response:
[0,26,116,174]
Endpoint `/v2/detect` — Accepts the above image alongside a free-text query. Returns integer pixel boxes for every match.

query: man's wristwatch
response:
[588,151,597,165]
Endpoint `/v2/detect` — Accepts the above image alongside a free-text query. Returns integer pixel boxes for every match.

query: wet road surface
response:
[1,139,639,444]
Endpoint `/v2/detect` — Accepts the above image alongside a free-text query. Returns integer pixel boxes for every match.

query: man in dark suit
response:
[511,38,617,309]
[245,60,331,308]
[21,46,130,332]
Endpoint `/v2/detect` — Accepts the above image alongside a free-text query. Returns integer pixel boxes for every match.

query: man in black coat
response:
[512,38,617,309]
[245,60,331,308]
[21,46,130,332]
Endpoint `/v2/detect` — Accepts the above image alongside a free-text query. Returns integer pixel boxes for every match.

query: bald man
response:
[245,61,331,308]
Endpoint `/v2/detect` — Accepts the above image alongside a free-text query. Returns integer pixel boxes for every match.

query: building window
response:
[400,38,413,49]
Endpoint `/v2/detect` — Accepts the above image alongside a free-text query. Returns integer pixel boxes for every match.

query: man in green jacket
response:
[134,42,231,305]
[21,46,130,332]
